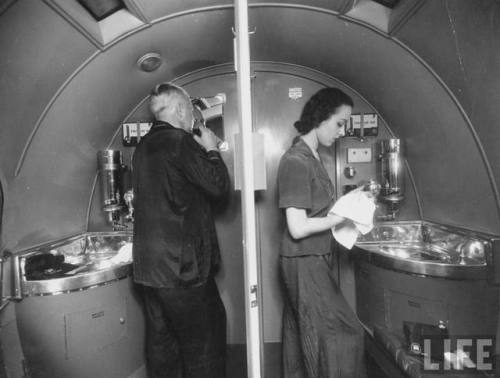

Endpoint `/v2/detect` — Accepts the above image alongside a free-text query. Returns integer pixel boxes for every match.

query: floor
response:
[226,343,282,378]
[227,342,389,378]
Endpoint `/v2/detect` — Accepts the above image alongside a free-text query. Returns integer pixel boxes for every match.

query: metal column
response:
[234,0,262,377]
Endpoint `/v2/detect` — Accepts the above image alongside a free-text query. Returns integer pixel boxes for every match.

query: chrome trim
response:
[353,245,487,280]
[21,265,131,297]
[12,254,22,299]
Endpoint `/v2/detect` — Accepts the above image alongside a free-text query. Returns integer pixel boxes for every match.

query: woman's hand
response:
[327,213,347,228]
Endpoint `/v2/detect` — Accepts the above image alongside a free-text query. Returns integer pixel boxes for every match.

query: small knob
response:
[344,166,356,179]
[119,317,125,324]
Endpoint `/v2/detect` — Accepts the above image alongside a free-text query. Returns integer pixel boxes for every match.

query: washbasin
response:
[358,242,486,265]
[353,222,492,279]
[13,231,133,297]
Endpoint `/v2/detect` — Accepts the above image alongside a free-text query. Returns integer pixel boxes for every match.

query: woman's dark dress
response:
[277,138,366,378]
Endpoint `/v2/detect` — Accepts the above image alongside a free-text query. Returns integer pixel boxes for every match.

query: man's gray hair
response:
[149,82,190,119]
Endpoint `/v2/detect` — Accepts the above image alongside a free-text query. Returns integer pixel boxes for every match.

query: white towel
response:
[109,243,133,264]
[330,222,359,250]
[329,189,376,249]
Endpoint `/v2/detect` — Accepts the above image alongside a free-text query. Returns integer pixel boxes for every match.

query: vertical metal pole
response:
[234,0,262,377]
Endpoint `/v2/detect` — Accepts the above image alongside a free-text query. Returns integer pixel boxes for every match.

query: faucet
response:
[421,225,432,244]
[108,189,134,231]
[123,189,134,222]
[377,212,397,221]
[375,200,400,221]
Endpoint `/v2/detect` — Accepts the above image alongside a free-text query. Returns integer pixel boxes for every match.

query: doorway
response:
[128,62,374,376]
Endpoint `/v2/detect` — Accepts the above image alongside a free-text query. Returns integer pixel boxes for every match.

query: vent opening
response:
[371,0,401,9]
[77,0,125,21]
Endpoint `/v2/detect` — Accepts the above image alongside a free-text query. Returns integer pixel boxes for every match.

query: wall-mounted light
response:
[136,53,163,72]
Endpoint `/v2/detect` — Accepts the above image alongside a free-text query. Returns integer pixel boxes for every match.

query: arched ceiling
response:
[1,0,499,250]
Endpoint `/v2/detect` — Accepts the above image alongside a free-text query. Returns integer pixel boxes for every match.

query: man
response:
[132,82,230,378]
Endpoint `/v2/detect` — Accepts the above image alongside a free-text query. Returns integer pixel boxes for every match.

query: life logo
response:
[421,335,495,374]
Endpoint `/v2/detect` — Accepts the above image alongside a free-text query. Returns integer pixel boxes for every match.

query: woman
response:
[277,87,366,377]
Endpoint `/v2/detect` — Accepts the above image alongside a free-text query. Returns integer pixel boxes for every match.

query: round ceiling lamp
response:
[137,52,163,72]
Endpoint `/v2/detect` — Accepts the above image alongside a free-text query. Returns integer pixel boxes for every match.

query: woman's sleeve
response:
[277,155,311,210]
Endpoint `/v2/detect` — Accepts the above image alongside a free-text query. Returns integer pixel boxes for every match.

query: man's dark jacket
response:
[132,121,230,288]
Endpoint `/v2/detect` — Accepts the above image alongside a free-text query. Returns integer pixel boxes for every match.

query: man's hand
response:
[193,125,219,152]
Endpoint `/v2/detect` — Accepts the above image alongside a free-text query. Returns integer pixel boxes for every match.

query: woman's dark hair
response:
[294,87,353,134]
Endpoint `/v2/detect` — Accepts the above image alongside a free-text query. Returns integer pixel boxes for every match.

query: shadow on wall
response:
[171,60,219,77]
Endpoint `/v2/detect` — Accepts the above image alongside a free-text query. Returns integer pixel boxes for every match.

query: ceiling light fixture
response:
[137,53,163,72]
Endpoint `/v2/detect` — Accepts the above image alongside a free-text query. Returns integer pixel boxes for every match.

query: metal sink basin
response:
[359,242,485,266]
[353,222,492,280]
[13,231,133,297]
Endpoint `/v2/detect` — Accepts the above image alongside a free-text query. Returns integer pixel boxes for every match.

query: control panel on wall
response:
[339,143,377,196]
[346,113,378,138]
[122,122,152,146]
[336,112,383,198]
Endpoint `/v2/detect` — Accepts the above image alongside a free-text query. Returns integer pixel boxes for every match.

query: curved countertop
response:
[14,231,133,297]
[352,221,493,281]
